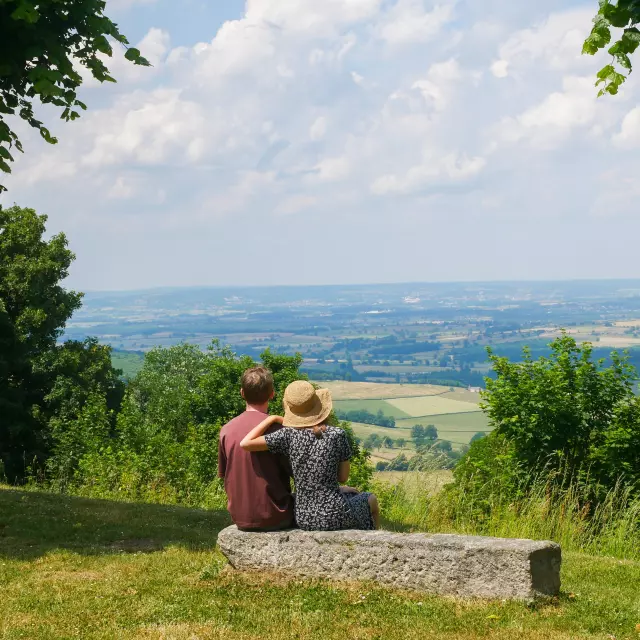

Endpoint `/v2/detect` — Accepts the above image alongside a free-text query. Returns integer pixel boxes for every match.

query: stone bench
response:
[217,526,561,600]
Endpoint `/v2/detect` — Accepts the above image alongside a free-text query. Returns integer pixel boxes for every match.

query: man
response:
[218,367,294,531]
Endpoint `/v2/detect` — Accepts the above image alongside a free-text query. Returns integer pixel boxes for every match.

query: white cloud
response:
[82,89,207,167]
[371,152,485,195]
[309,116,328,141]
[491,59,509,78]
[411,59,462,111]
[377,1,455,45]
[493,8,594,77]
[108,176,137,199]
[496,76,602,148]
[613,107,640,148]
[313,156,352,182]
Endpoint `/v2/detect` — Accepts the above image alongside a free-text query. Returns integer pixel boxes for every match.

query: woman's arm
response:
[338,460,350,483]
[240,415,284,452]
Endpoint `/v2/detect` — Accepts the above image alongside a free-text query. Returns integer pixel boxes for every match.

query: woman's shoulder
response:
[324,426,346,438]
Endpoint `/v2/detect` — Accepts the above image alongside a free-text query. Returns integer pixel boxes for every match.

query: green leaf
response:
[124,47,142,62]
[0,147,14,162]
[0,158,12,173]
[597,64,617,80]
[10,1,40,24]
[39,127,58,145]
[94,36,113,56]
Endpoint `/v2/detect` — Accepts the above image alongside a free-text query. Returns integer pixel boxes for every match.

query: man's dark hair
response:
[241,367,275,405]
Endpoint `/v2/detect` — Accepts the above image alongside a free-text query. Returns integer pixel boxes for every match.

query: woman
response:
[240,380,380,531]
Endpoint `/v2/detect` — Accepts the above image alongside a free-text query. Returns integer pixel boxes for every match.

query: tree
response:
[470,432,487,443]
[38,337,125,482]
[0,205,83,480]
[382,436,394,449]
[424,424,438,441]
[477,333,640,496]
[395,437,407,449]
[363,433,381,451]
[0,0,150,192]
[433,439,452,453]
[411,424,425,444]
[584,1,640,96]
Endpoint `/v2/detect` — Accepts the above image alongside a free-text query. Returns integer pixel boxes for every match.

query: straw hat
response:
[282,380,333,428]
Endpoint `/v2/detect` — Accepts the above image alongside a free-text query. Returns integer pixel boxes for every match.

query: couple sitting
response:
[218,367,380,532]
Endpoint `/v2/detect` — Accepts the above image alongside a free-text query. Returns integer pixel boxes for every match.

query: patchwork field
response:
[321,381,450,400]
[333,399,412,419]
[322,380,492,451]
[386,396,481,417]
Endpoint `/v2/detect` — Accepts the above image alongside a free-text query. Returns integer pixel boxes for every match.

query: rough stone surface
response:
[217,526,561,600]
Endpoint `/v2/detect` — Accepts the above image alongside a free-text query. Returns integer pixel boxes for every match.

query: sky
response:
[3,0,640,291]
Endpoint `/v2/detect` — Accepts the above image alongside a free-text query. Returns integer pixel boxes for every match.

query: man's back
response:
[218,410,294,530]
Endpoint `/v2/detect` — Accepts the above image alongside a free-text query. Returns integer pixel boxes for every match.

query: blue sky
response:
[3,0,640,290]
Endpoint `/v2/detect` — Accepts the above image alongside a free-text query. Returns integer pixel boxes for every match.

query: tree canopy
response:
[584,0,640,95]
[0,205,123,481]
[0,0,149,192]
[456,334,640,501]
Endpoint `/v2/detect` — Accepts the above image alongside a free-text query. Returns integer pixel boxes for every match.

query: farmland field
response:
[333,399,411,419]
[321,381,450,400]
[324,380,492,451]
[350,422,413,442]
[386,395,480,417]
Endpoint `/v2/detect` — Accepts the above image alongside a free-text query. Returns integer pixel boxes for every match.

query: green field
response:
[350,411,491,448]
[333,399,411,419]
[330,381,489,448]
[2,487,639,640]
[111,350,145,378]
[396,412,490,431]
[386,395,480,417]
[350,422,413,441]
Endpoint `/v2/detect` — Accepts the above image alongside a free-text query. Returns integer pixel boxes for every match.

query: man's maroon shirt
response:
[218,410,294,530]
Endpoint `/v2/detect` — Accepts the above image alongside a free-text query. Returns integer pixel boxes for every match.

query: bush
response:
[474,334,640,500]
[62,341,374,504]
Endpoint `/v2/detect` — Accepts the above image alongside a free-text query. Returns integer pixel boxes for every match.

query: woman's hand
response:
[340,486,359,495]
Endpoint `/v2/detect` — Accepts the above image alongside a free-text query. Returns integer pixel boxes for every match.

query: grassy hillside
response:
[1,487,639,639]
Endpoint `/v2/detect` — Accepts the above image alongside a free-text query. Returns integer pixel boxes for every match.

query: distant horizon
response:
[81,277,640,296]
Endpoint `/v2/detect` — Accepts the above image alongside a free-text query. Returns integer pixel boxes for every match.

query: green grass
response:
[397,412,491,436]
[350,422,414,441]
[111,350,145,379]
[333,399,412,419]
[1,487,640,639]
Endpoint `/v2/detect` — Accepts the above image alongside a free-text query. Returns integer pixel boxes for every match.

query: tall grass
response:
[374,472,640,561]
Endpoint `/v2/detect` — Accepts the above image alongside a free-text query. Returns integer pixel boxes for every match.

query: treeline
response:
[335,408,395,428]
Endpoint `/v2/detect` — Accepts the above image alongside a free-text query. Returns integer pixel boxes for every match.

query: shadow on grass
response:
[0,487,231,561]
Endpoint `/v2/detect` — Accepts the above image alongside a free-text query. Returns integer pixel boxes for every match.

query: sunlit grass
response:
[1,486,640,639]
